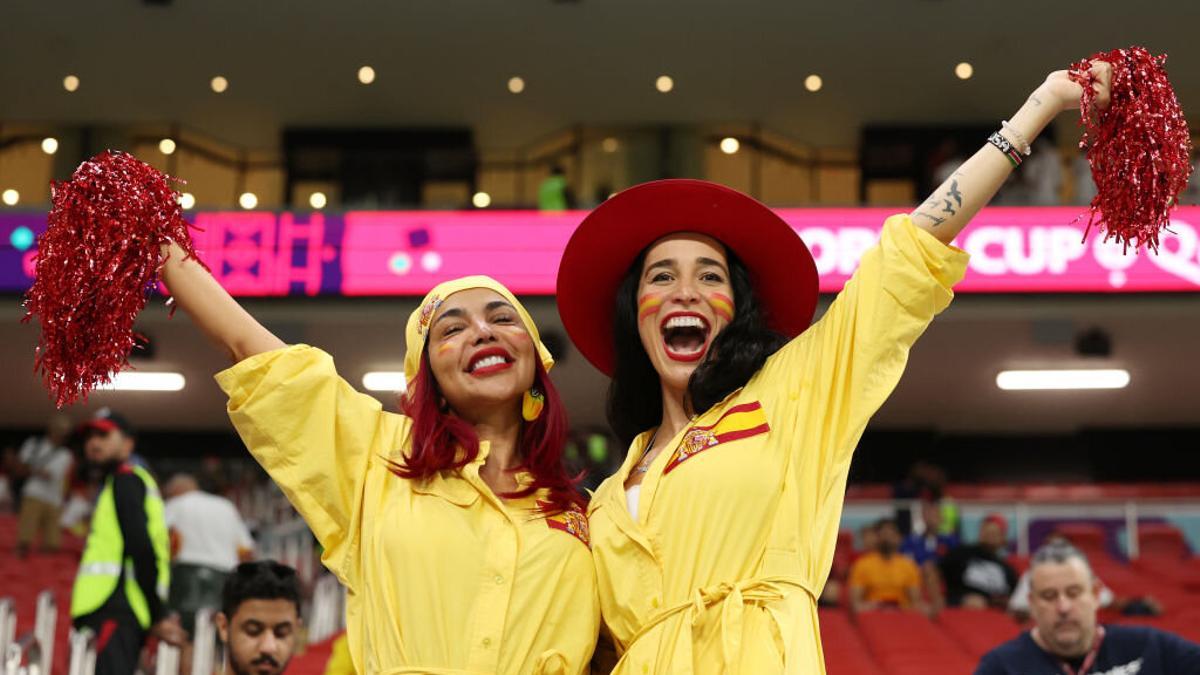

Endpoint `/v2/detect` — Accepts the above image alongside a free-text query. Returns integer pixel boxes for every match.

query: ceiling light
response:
[358,66,376,85]
[507,76,525,94]
[97,372,186,392]
[211,76,229,93]
[363,372,406,392]
[309,192,327,209]
[995,369,1130,391]
[63,75,80,92]
[159,138,177,155]
[955,62,974,80]
[804,74,823,92]
[41,138,59,155]
[1,189,19,206]
[238,192,258,210]
[472,191,492,208]
[179,192,196,210]
[655,75,674,93]
[719,137,740,154]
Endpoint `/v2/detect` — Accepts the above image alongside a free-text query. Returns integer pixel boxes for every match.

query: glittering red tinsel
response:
[1070,46,1193,252]
[21,150,207,407]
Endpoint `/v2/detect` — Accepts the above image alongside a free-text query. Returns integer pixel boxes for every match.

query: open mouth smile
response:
[659,312,711,362]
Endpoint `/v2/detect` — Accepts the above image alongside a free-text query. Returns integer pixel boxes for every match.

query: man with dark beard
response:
[215,561,302,675]
[848,518,930,615]
[976,541,1200,674]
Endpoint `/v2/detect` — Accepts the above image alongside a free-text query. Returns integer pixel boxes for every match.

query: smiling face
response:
[636,233,735,396]
[425,288,538,419]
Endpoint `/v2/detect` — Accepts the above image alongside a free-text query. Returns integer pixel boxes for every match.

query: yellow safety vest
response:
[70,464,171,629]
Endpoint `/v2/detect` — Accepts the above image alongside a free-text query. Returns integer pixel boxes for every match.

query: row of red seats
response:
[845,482,1200,501]
[821,607,1200,675]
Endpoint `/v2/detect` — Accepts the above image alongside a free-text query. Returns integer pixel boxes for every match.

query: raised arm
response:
[160,241,285,363]
[912,62,1112,245]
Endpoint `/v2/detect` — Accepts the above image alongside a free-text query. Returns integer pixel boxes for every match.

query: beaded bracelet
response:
[1001,120,1032,156]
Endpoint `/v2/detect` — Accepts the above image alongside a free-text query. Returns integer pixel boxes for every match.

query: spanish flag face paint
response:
[707,293,734,323]
[638,293,664,322]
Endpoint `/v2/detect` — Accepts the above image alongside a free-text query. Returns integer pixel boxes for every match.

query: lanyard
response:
[1052,626,1106,675]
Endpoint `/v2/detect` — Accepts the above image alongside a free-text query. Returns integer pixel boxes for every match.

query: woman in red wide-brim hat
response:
[557,63,1112,674]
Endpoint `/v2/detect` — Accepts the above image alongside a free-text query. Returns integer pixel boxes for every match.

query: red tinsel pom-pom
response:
[22,150,207,407]
[1070,46,1193,252]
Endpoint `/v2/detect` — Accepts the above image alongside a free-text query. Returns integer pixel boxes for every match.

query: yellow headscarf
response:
[403,275,554,384]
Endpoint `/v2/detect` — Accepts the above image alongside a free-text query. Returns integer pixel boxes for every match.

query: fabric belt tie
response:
[619,575,814,672]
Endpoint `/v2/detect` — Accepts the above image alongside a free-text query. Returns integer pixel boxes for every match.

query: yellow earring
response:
[522,387,545,422]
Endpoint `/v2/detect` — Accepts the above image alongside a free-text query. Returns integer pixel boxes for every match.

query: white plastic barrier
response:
[190,608,217,675]
[307,575,346,644]
[3,633,43,675]
[155,640,180,675]
[32,593,54,675]
[67,628,96,675]
[0,598,15,667]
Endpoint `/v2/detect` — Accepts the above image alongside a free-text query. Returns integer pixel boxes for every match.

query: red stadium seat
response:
[936,608,1024,660]
[855,610,976,675]
[819,609,886,675]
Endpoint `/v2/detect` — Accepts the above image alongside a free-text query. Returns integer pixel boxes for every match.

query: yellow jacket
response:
[216,348,599,675]
[587,215,968,674]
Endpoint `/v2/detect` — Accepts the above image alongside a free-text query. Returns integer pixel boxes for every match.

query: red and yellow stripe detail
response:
[663,401,770,474]
[707,293,734,322]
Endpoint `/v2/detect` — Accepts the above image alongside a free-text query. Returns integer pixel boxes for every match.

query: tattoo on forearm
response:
[1031,93,1043,106]
[915,178,964,227]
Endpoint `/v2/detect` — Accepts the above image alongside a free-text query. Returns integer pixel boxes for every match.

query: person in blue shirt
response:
[900,499,959,566]
[975,540,1200,675]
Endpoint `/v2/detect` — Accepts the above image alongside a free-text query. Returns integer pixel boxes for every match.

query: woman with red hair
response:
[160,255,598,674]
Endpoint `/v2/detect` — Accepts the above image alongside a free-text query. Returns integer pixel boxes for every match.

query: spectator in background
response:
[216,561,301,675]
[849,518,929,615]
[976,541,1200,675]
[902,500,959,612]
[537,165,575,211]
[902,500,959,567]
[15,414,75,557]
[1021,139,1064,205]
[1007,534,1160,621]
[70,409,185,674]
[939,513,1018,609]
[853,521,880,563]
[164,473,256,637]
[1071,152,1098,206]
[892,460,946,535]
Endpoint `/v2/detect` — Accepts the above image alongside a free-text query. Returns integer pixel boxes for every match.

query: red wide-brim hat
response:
[556,179,818,376]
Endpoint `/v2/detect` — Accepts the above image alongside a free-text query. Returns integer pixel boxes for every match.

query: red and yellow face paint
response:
[706,292,734,323]
[638,293,664,322]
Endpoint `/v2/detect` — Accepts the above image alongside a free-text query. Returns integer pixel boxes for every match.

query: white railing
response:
[3,633,42,675]
[67,628,97,675]
[32,593,54,675]
[842,498,1200,557]
[155,639,180,675]
[0,598,15,667]
[190,608,217,675]
[307,574,346,644]
[259,519,315,586]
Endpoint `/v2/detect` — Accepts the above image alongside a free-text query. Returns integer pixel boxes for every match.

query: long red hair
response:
[392,352,585,514]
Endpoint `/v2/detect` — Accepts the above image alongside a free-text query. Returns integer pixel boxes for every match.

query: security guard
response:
[71,409,185,674]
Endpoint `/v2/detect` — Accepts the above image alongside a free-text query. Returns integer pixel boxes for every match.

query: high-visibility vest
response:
[70,464,171,629]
